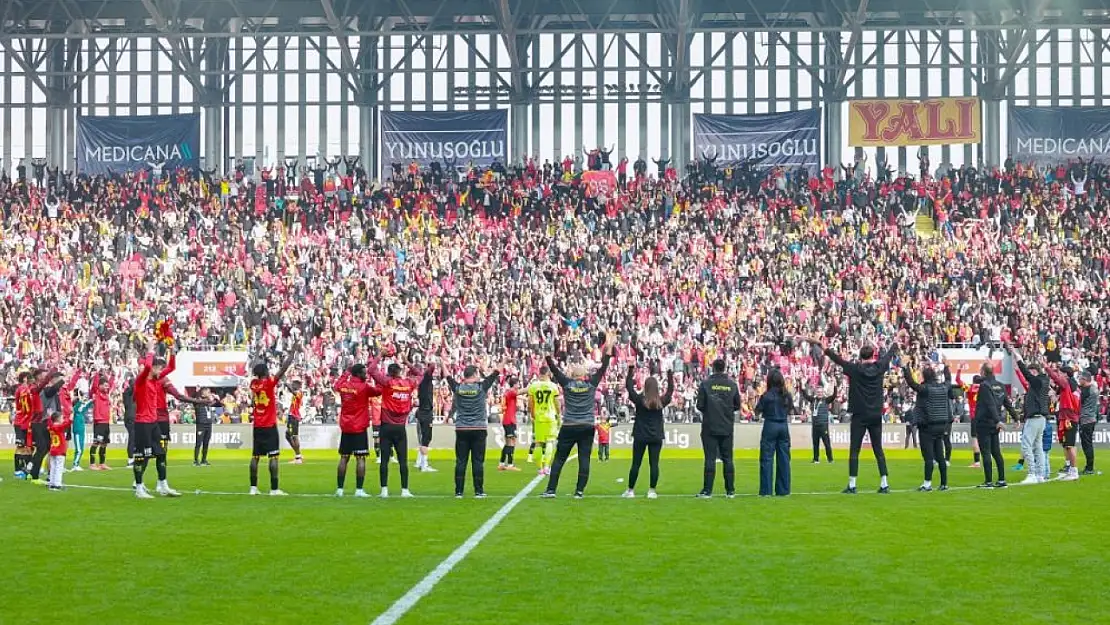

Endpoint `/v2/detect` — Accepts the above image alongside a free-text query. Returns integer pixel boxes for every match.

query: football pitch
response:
[2,447,1107,625]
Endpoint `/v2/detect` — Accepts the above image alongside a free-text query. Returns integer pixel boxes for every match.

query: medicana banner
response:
[10,423,1110,451]
[379,110,507,177]
[692,110,820,171]
[76,113,201,175]
[1008,106,1110,163]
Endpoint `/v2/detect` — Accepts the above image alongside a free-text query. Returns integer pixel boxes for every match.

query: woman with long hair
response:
[622,362,674,499]
[755,368,795,496]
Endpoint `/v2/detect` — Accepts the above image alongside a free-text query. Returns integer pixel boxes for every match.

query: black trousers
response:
[125,420,135,458]
[812,423,832,462]
[1080,422,1096,471]
[976,428,1005,483]
[29,422,50,479]
[378,423,410,489]
[454,429,487,495]
[943,422,953,462]
[921,424,949,486]
[194,424,212,463]
[545,426,594,494]
[628,439,662,489]
[701,432,735,494]
[904,423,918,449]
[848,420,888,478]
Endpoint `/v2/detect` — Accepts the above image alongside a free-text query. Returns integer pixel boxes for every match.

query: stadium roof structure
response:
[4,0,1110,38]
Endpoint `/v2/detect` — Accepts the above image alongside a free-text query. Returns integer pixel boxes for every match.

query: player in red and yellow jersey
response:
[286,381,305,464]
[13,370,52,479]
[498,378,522,472]
[249,345,300,496]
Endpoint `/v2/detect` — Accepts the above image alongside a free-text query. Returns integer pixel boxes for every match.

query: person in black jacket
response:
[122,374,136,467]
[193,388,217,466]
[902,363,957,491]
[695,359,741,498]
[755,369,794,497]
[622,362,674,499]
[802,379,835,463]
[814,336,898,494]
[972,362,1016,488]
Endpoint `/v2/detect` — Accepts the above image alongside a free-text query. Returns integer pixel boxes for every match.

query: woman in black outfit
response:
[756,369,794,497]
[622,363,674,499]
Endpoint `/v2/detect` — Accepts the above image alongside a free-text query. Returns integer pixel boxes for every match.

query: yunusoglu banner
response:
[380,110,507,178]
[692,110,821,171]
[75,113,200,175]
[848,98,981,147]
[1008,106,1110,163]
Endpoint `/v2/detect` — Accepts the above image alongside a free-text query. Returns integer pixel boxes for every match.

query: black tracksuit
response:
[904,369,957,487]
[802,389,833,462]
[695,372,741,494]
[194,403,213,464]
[825,344,897,480]
[973,376,1015,483]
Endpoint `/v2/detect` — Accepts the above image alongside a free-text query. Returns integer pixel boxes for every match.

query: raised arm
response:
[877,342,898,372]
[367,359,391,387]
[482,370,501,392]
[155,353,176,381]
[624,365,641,405]
[274,344,300,382]
[662,370,675,406]
[446,376,459,393]
[544,355,570,386]
[332,371,351,393]
[589,351,613,387]
[903,367,924,393]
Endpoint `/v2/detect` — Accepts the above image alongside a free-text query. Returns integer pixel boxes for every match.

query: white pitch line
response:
[367,456,570,625]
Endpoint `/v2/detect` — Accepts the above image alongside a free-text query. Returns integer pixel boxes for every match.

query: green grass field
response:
[1,446,1107,625]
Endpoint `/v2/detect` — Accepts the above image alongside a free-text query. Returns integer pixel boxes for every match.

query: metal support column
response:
[45,31,70,168]
[358,35,379,177]
[202,26,229,172]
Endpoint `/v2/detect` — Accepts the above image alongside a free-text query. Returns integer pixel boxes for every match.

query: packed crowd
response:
[2,151,1110,425]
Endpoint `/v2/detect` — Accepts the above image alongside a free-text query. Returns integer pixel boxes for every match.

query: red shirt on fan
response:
[334,372,383,433]
[502,388,518,426]
[250,377,279,428]
[49,417,73,456]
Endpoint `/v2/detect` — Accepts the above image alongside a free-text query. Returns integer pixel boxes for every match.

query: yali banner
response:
[380,110,508,178]
[1008,106,1110,163]
[76,113,200,175]
[692,110,821,171]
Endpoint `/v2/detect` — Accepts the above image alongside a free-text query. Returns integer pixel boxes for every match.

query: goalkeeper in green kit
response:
[527,368,560,476]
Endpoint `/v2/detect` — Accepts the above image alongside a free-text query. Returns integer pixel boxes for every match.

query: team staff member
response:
[448,364,502,498]
[903,363,956,492]
[1078,371,1099,475]
[193,388,216,466]
[90,372,114,471]
[802,380,834,464]
[527,368,560,475]
[334,364,383,498]
[122,374,136,467]
[248,347,299,496]
[973,362,1014,488]
[414,358,437,473]
[755,369,794,497]
[498,377,522,471]
[813,335,898,494]
[1009,345,1050,483]
[622,362,674,499]
[695,358,741,499]
[286,381,305,465]
[369,355,425,498]
[541,334,614,499]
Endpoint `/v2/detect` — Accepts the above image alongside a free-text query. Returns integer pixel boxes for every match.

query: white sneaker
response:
[1062,471,1080,482]
[71,466,84,472]
[421,465,438,473]
[158,486,181,497]
[249,486,261,495]
[269,489,288,496]
[391,457,399,464]
[354,489,371,498]
[135,485,155,499]
[335,488,344,497]
[621,489,635,499]
[647,489,658,500]
[1019,476,1039,485]
[380,488,389,498]
[400,489,414,498]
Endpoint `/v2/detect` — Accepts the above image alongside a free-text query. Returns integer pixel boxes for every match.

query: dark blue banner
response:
[692,109,821,172]
[380,110,507,177]
[1008,106,1110,163]
[75,113,200,175]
